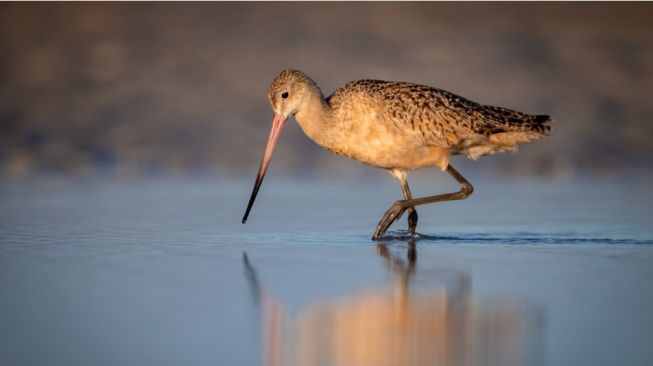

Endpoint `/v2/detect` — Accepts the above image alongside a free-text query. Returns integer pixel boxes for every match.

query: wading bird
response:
[242,69,551,240]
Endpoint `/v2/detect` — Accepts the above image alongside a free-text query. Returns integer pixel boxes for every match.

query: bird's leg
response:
[400,178,419,236]
[373,164,473,240]
[377,169,419,239]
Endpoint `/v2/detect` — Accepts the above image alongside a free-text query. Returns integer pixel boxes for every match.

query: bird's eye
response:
[281,92,289,99]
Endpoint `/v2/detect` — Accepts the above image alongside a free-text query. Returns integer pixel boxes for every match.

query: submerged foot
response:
[373,201,408,240]
[372,229,421,241]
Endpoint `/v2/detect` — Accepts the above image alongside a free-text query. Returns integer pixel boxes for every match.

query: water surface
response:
[1,176,652,366]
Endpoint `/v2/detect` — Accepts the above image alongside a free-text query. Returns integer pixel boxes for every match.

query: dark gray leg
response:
[400,178,419,236]
[373,164,473,240]
[388,169,418,236]
[387,169,419,235]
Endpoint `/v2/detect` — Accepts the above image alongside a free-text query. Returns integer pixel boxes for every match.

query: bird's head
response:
[242,69,317,224]
[267,69,316,118]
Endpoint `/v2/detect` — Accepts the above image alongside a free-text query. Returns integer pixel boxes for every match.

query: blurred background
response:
[1,2,652,180]
[2,4,653,366]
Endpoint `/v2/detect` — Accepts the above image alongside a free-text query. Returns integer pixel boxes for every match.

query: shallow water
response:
[1,176,652,366]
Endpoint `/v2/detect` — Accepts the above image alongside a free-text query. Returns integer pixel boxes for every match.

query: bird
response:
[242,69,551,240]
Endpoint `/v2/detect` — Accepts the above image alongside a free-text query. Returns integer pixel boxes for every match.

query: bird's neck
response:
[294,89,333,147]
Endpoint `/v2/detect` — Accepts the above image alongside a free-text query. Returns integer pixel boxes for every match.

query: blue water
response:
[1,176,652,366]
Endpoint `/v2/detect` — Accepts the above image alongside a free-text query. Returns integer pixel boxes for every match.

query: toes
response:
[373,203,406,240]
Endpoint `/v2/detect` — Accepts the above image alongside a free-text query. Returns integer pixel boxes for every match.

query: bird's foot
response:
[373,201,407,240]
[407,207,418,236]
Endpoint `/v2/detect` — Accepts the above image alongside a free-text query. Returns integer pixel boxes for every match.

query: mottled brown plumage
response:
[268,69,550,170]
[244,69,552,239]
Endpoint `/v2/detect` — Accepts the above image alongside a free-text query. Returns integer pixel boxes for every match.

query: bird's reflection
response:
[243,240,544,366]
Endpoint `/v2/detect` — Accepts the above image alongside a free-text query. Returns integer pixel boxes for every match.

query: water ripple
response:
[376,230,653,245]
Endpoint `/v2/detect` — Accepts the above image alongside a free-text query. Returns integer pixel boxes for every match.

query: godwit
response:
[242,69,551,240]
